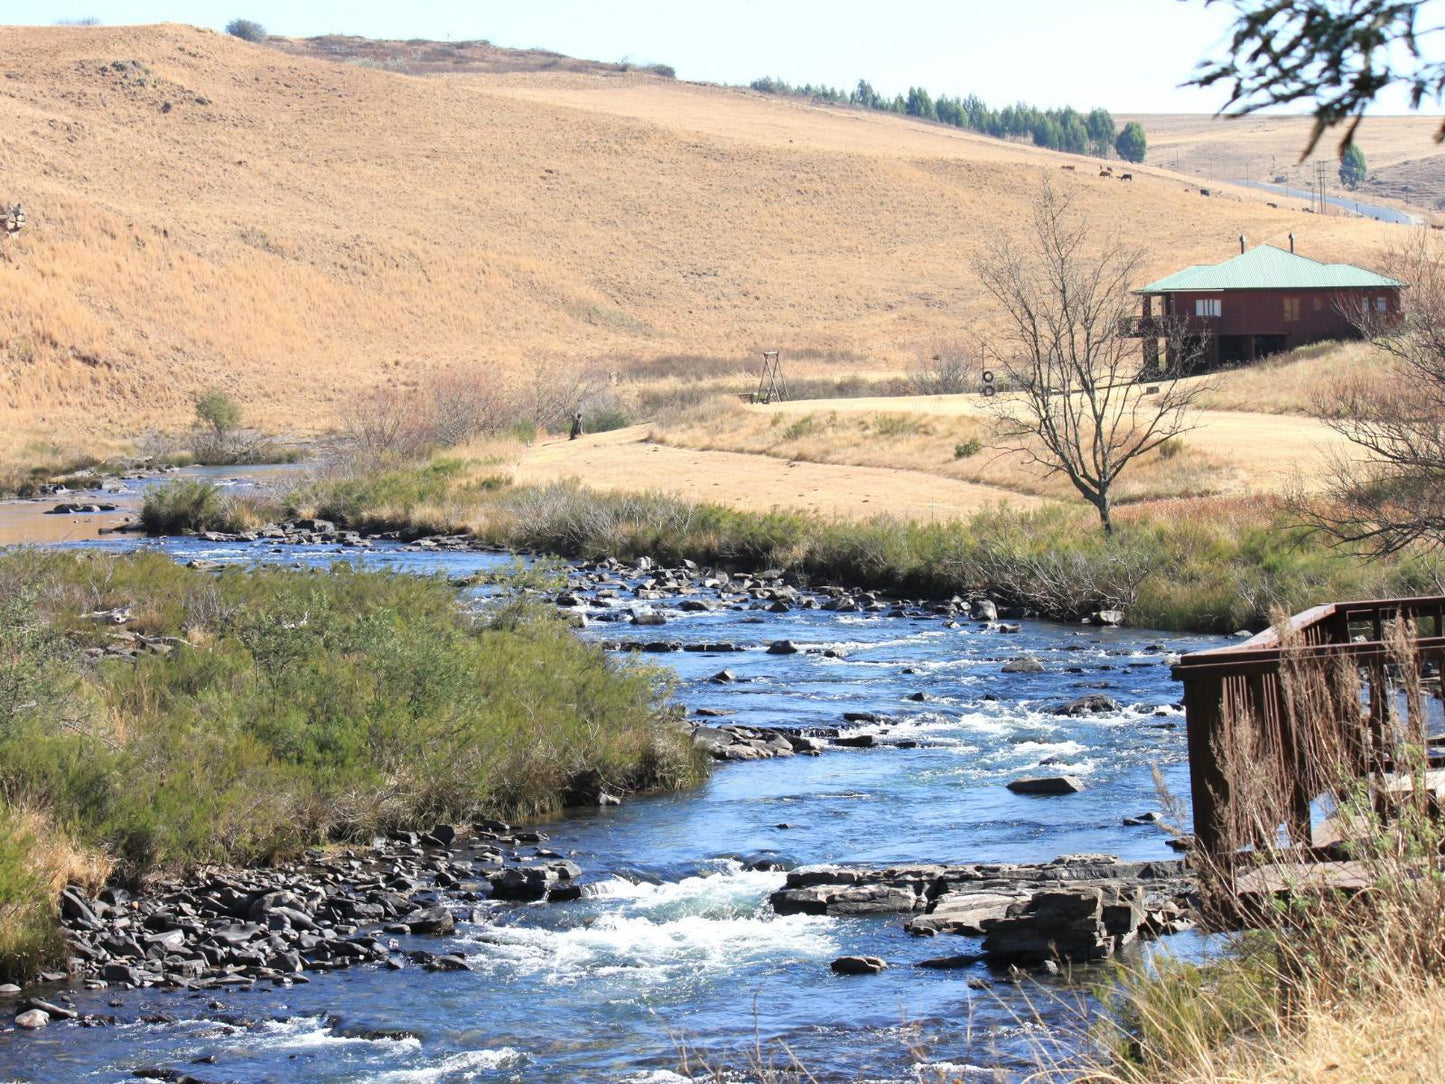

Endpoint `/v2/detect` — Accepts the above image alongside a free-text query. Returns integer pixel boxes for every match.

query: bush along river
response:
[0,484,1228,1083]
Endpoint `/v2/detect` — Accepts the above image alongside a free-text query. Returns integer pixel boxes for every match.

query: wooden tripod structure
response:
[755,350,787,404]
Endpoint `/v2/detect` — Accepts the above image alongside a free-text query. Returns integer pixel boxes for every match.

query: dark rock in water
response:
[401,906,455,935]
[905,691,930,702]
[842,712,886,723]
[708,670,737,684]
[831,734,875,749]
[423,954,470,972]
[101,963,143,986]
[916,954,982,970]
[766,640,799,655]
[1006,776,1084,796]
[488,867,556,902]
[830,955,887,975]
[428,824,457,846]
[1051,694,1121,716]
[333,1023,421,1042]
[1122,812,1164,827]
[631,613,667,626]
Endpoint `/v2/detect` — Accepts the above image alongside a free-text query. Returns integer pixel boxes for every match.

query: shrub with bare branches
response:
[908,340,977,395]
[1301,233,1445,554]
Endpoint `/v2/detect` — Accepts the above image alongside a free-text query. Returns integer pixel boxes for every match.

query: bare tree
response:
[973,180,1209,534]
[331,386,432,464]
[520,357,602,434]
[1303,233,1445,553]
[426,368,514,446]
[908,339,977,395]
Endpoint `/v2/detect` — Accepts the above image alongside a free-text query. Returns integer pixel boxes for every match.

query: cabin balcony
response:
[1119,314,1218,338]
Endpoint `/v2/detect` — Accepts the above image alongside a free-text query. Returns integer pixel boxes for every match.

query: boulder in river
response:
[14,1009,48,1029]
[830,955,887,975]
[1051,695,1121,716]
[1007,776,1084,796]
[1001,656,1044,674]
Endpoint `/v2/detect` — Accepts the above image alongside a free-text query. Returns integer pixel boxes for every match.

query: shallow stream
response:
[0,473,1226,1083]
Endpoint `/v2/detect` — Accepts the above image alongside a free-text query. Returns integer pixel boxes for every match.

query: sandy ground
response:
[757,394,1349,496]
[513,426,1041,519]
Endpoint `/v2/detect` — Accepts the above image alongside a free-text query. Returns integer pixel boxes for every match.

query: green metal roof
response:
[1136,244,1404,295]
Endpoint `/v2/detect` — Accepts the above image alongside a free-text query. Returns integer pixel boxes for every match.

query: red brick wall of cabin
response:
[1159,287,1399,345]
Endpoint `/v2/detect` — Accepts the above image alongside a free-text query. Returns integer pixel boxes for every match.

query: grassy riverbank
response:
[158,450,1432,633]
[0,549,702,983]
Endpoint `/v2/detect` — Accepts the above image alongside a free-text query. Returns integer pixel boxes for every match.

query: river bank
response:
[131,452,1431,634]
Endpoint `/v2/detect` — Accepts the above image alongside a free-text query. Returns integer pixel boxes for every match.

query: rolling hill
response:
[0,24,1418,448]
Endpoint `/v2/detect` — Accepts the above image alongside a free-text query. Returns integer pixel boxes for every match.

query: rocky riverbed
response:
[0,502,1226,1082]
[9,822,596,1031]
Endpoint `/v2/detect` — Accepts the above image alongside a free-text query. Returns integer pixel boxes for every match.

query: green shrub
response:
[194,388,241,438]
[586,406,632,433]
[140,479,258,535]
[225,18,266,42]
[1158,436,1184,460]
[867,413,920,438]
[781,414,821,441]
[954,438,984,458]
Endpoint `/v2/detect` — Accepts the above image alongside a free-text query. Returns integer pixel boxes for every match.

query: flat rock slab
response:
[771,856,1198,968]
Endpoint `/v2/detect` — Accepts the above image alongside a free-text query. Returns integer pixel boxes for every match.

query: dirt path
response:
[513,427,1043,519]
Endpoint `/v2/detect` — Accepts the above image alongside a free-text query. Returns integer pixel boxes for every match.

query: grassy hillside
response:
[0,24,1407,450]
[1121,112,1445,213]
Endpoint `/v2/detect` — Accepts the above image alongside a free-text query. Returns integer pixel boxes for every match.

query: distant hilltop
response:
[264,33,676,79]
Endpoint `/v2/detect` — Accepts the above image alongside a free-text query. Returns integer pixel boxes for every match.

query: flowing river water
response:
[0,472,1228,1083]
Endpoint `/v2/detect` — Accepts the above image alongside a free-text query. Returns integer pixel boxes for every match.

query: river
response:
[0,471,1227,1082]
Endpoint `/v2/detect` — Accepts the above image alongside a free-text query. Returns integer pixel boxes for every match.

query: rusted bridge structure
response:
[1172,596,1445,860]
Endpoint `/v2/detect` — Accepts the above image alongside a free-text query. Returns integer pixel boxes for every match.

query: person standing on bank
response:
[569,411,583,440]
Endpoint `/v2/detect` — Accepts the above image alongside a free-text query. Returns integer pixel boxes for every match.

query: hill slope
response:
[0,24,1407,447]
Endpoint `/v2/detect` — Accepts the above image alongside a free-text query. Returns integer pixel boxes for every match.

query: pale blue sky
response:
[10,0,1431,114]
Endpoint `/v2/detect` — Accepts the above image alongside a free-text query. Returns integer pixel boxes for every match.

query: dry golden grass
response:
[652,396,1238,504]
[1119,112,1445,216]
[0,23,1407,452]
[9,805,111,897]
[1192,340,1391,415]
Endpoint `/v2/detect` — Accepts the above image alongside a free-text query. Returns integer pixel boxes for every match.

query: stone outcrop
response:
[770,855,1197,967]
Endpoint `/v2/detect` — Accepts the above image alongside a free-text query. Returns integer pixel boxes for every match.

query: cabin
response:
[1128,241,1404,369]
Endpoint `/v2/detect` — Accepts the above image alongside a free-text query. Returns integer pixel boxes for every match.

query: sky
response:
[7,0,1433,114]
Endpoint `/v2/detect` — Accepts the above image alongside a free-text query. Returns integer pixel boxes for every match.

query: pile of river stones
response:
[7,822,589,1028]
[771,854,1198,973]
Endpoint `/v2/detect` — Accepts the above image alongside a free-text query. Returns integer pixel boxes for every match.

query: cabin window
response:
[1376,297,1389,312]
[1313,297,1323,311]
[1283,297,1301,322]
[1194,298,1221,317]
